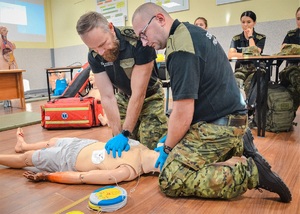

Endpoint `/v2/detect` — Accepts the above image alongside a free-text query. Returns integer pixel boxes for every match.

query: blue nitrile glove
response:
[154,146,169,171]
[156,135,167,148]
[105,133,130,158]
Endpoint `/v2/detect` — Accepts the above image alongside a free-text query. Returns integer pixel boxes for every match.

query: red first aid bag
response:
[41,97,104,129]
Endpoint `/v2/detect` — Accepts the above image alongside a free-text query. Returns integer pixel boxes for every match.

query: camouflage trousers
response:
[116,83,168,150]
[234,63,257,97]
[158,118,259,199]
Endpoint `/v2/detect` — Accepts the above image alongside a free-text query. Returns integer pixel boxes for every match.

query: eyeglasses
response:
[139,16,156,40]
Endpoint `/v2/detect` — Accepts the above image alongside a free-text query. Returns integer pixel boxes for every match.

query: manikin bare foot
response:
[15,127,26,153]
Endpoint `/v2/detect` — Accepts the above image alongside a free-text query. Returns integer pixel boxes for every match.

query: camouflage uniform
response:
[159,118,259,199]
[116,81,167,149]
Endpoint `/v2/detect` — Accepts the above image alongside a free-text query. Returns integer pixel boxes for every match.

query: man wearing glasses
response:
[76,11,167,158]
[131,3,291,203]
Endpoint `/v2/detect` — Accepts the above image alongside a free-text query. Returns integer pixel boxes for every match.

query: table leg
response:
[256,61,262,136]
[261,60,271,137]
[46,70,51,101]
[17,72,25,109]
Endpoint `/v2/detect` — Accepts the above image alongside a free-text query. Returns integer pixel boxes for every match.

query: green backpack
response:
[265,82,296,132]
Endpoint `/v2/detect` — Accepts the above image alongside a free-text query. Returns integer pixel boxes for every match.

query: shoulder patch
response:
[232,35,240,41]
[118,27,138,40]
[255,34,266,40]
[288,29,297,34]
[287,29,297,37]
[166,23,195,57]
[118,26,138,47]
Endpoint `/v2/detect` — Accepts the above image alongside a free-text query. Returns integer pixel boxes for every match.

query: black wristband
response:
[248,36,254,40]
[121,130,131,138]
[163,144,173,154]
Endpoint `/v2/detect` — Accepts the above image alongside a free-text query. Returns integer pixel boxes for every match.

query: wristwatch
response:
[121,130,131,138]
[248,36,254,40]
[163,144,173,154]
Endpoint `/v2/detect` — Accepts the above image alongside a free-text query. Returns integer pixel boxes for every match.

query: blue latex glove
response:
[154,146,169,171]
[105,133,130,158]
[156,135,167,148]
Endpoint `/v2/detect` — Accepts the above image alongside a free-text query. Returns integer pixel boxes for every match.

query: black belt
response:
[211,115,247,127]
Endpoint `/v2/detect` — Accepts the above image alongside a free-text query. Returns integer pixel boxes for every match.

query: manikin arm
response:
[23,165,136,185]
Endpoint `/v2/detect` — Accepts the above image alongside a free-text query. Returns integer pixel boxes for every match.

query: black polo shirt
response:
[230,30,266,53]
[166,20,246,124]
[283,28,300,45]
[88,27,158,96]
[229,30,266,68]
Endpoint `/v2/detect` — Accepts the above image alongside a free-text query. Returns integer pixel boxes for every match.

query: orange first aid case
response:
[41,97,104,129]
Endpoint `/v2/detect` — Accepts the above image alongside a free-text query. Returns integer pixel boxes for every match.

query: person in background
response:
[131,2,291,203]
[228,11,266,113]
[228,11,265,59]
[194,17,208,30]
[76,11,167,158]
[282,7,300,48]
[278,7,300,114]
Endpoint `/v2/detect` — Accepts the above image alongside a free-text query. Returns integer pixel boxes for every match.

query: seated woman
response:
[279,7,300,112]
[282,7,300,49]
[228,11,266,98]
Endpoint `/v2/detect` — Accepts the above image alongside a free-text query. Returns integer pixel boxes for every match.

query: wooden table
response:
[229,55,300,137]
[45,65,82,101]
[0,69,26,108]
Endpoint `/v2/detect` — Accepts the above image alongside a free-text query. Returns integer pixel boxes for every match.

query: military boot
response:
[243,128,292,203]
